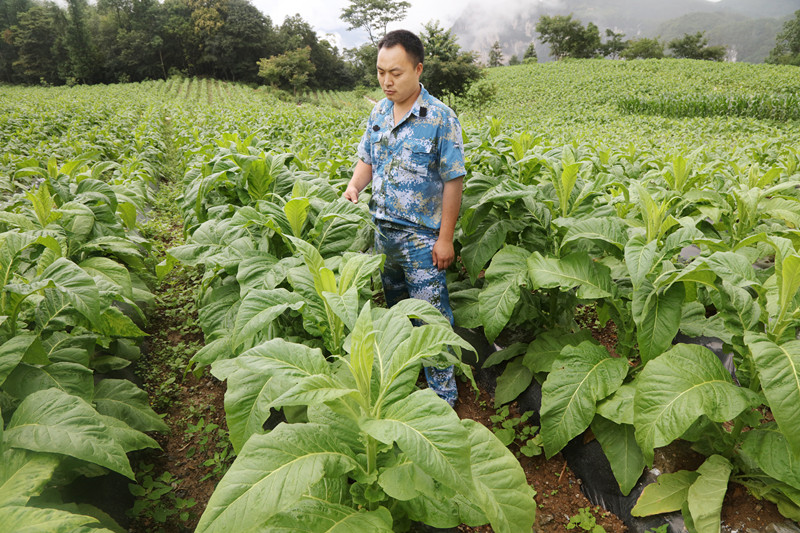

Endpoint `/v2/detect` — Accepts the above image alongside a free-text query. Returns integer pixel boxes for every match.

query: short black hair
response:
[377,29,424,66]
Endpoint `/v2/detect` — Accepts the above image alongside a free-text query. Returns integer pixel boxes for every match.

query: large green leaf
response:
[270,375,357,408]
[478,281,521,343]
[522,329,593,373]
[624,235,660,288]
[93,379,168,433]
[634,344,759,465]
[361,389,472,493]
[79,257,132,299]
[384,325,472,390]
[636,283,684,364]
[221,338,329,381]
[540,341,628,457]
[99,414,160,453]
[745,333,800,456]
[232,289,305,348]
[34,289,78,334]
[41,332,92,366]
[349,302,374,396]
[313,200,372,256]
[338,252,384,294]
[284,197,310,237]
[686,455,732,533]
[741,423,800,490]
[308,404,365,456]
[385,298,452,328]
[591,415,645,496]
[219,360,276,453]
[527,251,614,299]
[0,505,105,532]
[713,282,759,340]
[462,419,537,533]
[494,359,533,407]
[235,254,279,292]
[774,254,800,334]
[323,288,359,334]
[263,500,393,532]
[4,362,93,401]
[596,382,636,425]
[0,449,60,507]
[4,389,134,479]
[482,343,527,369]
[214,340,330,452]
[195,423,359,533]
[378,459,436,501]
[560,218,627,252]
[96,307,147,338]
[461,218,515,284]
[39,258,100,326]
[703,251,759,289]
[0,334,47,387]
[479,246,529,342]
[631,470,699,516]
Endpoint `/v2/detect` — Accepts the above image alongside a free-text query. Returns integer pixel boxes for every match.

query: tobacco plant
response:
[199,299,536,533]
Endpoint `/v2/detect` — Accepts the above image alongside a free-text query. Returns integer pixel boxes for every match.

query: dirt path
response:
[128,180,230,533]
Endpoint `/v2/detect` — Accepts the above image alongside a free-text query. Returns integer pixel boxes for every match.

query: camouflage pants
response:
[375,221,457,406]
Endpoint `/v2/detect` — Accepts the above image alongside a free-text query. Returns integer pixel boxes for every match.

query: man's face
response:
[376,45,423,106]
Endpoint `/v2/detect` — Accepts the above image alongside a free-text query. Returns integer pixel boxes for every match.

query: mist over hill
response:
[450,0,798,63]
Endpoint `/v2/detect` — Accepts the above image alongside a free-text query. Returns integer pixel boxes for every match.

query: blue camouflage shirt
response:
[357,84,466,231]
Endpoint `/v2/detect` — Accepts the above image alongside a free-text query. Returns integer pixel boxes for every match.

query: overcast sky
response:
[249,0,469,49]
[250,0,726,50]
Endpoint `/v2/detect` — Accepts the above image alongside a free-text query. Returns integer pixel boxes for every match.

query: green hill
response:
[457,59,800,153]
[451,0,797,63]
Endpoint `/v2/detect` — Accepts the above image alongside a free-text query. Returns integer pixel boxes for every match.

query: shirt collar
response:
[410,84,430,118]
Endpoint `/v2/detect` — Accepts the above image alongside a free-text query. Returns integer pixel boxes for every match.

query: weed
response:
[566,507,606,533]
[128,463,197,530]
[183,416,234,481]
[489,406,544,458]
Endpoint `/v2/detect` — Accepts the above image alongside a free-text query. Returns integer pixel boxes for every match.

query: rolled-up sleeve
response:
[438,115,466,182]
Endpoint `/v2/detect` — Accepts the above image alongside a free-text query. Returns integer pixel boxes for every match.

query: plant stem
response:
[366,435,378,512]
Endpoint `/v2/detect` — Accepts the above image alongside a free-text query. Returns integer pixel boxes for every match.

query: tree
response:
[344,42,378,88]
[277,14,352,90]
[668,31,726,61]
[11,3,68,84]
[535,14,601,60]
[488,40,503,67]
[257,45,315,96]
[204,0,277,82]
[508,54,520,66]
[0,0,33,81]
[418,20,482,108]
[340,0,409,46]
[602,29,626,59]
[523,42,537,63]
[621,37,664,60]
[65,0,100,82]
[766,9,800,66]
[462,78,498,116]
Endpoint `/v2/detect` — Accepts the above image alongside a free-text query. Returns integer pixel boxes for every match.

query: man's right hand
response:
[343,184,360,203]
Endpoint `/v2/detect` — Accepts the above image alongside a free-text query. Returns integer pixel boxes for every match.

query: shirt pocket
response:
[400,140,436,175]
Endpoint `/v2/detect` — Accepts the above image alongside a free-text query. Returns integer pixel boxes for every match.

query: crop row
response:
[0,147,167,529]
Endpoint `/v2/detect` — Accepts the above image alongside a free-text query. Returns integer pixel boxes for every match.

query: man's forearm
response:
[438,177,463,242]
[349,161,373,191]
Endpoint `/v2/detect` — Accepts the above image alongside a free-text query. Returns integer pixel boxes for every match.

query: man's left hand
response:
[432,239,455,271]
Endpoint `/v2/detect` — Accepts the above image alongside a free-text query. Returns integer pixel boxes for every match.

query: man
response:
[343,29,465,406]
